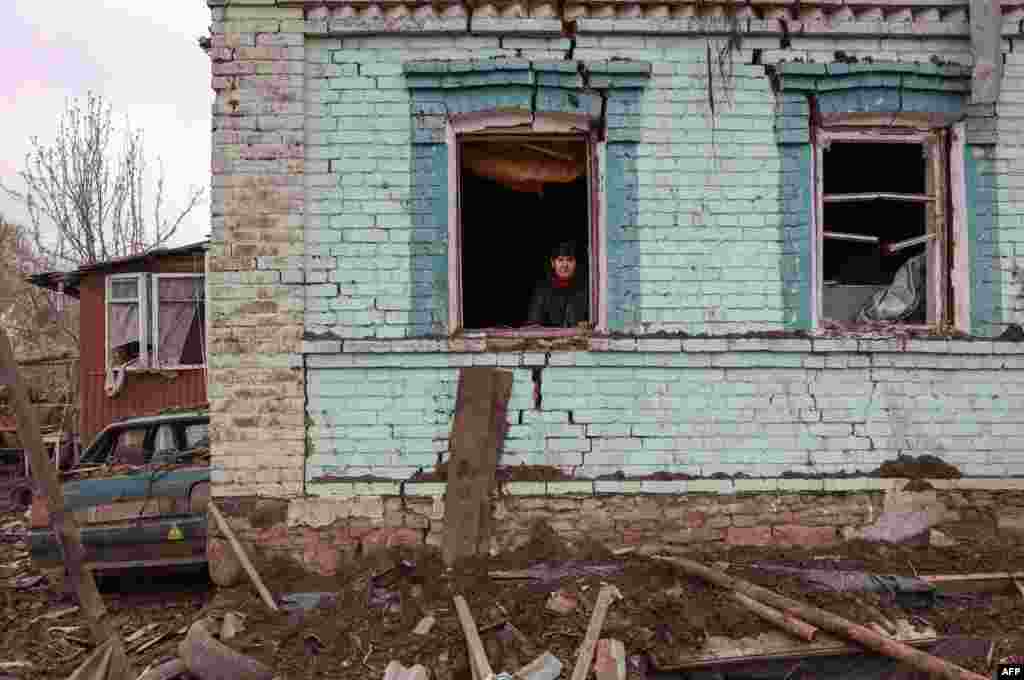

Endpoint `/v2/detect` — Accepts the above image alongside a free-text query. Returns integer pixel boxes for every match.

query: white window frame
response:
[151,273,207,370]
[811,120,968,333]
[105,273,148,371]
[446,110,608,336]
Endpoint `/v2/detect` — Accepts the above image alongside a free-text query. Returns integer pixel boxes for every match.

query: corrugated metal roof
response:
[26,240,208,298]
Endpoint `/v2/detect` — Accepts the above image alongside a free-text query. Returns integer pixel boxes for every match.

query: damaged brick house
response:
[205,0,1024,573]
[30,242,209,446]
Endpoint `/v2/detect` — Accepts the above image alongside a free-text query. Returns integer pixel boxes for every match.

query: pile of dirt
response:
[873,454,962,479]
[411,463,574,483]
[4,509,1024,679]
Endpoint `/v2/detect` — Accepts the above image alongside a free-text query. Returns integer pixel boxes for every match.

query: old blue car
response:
[28,410,211,582]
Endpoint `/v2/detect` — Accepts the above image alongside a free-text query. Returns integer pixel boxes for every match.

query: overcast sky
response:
[1,0,213,252]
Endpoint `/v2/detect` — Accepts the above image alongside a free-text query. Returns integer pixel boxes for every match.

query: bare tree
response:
[0,215,79,351]
[1,91,205,268]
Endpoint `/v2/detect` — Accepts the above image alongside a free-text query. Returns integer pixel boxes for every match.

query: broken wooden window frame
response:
[445,111,608,336]
[150,273,206,370]
[810,119,970,333]
[105,273,148,371]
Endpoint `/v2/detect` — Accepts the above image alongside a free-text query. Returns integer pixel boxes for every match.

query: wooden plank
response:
[209,502,279,612]
[442,368,513,567]
[570,585,622,680]
[0,326,133,679]
[454,595,494,680]
[661,637,943,671]
[922,571,1024,595]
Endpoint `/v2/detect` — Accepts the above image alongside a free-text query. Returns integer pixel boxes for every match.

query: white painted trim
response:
[950,121,971,333]
[596,139,609,333]
[105,273,147,370]
[812,143,823,330]
[151,273,207,369]
[814,126,949,330]
[926,130,946,326]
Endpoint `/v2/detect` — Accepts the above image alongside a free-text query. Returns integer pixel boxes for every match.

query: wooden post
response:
[0,326,133,676]
[442,368,514,566]
[454,595,495,680]
[570,585,621,680]
[209,501,279,612]
[654,555,988,680]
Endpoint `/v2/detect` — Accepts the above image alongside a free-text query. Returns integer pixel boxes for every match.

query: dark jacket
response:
[527,277,589,328]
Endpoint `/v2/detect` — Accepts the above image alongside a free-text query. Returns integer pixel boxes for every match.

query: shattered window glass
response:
[156,276,205,367]
[184,423,209,449]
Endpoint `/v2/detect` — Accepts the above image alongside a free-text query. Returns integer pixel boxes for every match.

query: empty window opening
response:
[459,137,591,330]
[819,138,945,326]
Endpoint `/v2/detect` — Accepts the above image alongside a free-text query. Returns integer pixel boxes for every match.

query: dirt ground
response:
[2,512,1023,680]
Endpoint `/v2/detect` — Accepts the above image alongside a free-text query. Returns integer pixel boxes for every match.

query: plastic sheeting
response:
[857,253,926,323]
[462,146,584,194]
[747,564,937,608]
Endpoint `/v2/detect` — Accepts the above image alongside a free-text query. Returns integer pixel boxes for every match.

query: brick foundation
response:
[210,483,1024,576]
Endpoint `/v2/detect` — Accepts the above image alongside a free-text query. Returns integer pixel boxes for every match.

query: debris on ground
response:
[3,509,1024,679]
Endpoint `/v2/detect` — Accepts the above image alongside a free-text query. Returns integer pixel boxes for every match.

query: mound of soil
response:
[874,455,962,480]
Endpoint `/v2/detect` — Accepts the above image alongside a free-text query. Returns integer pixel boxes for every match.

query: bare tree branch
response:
[0,92,206,269]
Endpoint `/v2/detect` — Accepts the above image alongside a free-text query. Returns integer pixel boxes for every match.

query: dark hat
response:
[550,240,578,258]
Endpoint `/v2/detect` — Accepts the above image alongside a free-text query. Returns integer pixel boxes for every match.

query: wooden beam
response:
[570,585,622,680]
[454,595,494,680]
[0,327,135,679]
[922,571,1024,595]
[209,501,279,612]
[730,592,818,642]
[442,367,513,566]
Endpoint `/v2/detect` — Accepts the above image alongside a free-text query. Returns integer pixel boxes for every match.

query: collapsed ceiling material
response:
[461,140,585,194]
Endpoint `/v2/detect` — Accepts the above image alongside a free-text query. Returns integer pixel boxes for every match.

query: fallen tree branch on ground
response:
[653,555,988,680]
[730,592,818,642]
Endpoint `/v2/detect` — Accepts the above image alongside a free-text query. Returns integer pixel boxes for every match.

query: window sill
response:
[461,327,590,339]
[116,366,206,373]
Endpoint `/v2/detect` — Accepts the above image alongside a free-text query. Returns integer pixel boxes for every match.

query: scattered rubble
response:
[3,508,1024,679]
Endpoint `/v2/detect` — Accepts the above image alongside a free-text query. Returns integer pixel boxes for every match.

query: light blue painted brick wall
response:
[298,36,1024,483]
[306,36,808,337]
[304,35,1015,338]
[307,352,1024,481]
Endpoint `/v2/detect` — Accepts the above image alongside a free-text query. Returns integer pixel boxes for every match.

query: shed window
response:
[105,273,206,370]
[816,129,948,328]
[106,274,146,369]
[449,121,603,334]
[154,275,205,367]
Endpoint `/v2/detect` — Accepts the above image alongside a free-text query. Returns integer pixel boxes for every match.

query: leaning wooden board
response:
[442,368,514,567]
